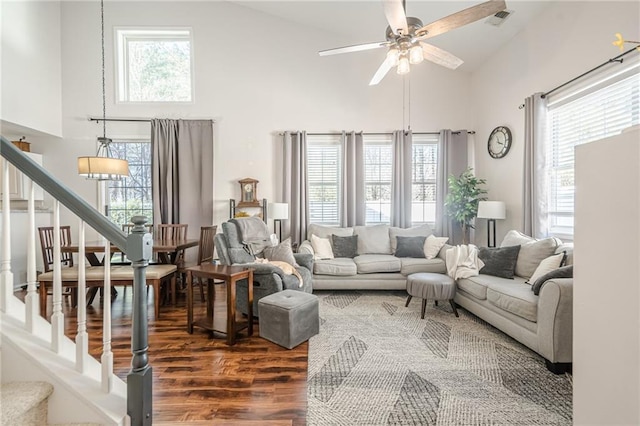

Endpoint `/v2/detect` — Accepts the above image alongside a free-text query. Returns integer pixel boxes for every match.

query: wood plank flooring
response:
[26,284,308,424]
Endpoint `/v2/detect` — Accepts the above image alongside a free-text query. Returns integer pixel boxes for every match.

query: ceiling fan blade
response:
[382,0,408,35]
[416,0,507,39]
[420,42,464,70]
[369,57,395,86]
[319,41,389,56]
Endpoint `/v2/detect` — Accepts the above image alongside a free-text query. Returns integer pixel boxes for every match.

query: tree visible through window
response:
[116,28,193,102]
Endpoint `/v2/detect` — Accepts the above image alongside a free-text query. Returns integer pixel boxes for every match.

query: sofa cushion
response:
[424,235,449,259]
[354,255,401,274]
[556,243,574,266]
[331,234,358,258]
[400,258,447,275]
[389,224,433,253]
[395,236,427,258]
[314,258,357,276]
[478,245,521,279]
[354,225,392,254]
[487,281,539,322]
[456,274,528,301]
[308,224,353,240]
[500,230,561,279]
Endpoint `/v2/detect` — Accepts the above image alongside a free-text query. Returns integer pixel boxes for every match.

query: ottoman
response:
[258,289,319,349]
[406,272,459,319]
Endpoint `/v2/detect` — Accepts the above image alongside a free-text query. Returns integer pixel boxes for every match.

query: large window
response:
[107,140,153,227]
[411,134,438,225]
[547,67,639,238]
[363,135,392,224]
[307,135,341,225]
[116,28,193,102]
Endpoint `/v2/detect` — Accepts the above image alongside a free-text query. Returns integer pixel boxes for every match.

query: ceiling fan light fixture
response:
[397,55,410,75]
[409,44,423,64]
[387,48,400,66]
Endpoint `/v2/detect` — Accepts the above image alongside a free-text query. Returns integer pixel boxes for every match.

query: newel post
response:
[126,215,153,425]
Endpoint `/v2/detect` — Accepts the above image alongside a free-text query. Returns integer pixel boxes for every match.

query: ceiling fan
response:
[319,0,507,85]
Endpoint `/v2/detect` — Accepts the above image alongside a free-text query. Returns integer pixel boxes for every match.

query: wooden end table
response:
[186,264,254,345]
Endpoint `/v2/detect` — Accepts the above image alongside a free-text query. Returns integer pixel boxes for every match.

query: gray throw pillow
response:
[263,238,298,266]
[478,245,521,279]
[531,265,573,295]
[395,236,427,258]
[331,234,358,258]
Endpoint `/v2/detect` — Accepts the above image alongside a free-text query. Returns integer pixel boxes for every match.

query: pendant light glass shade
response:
[78,137,129,180]
[397,55,410,75]
[387,48,400,66]
[409,45,424,64]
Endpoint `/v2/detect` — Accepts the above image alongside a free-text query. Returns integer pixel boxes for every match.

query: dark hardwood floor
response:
[21,283,308,425]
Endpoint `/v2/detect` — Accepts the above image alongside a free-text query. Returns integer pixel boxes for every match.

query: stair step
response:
[1,381,54,425]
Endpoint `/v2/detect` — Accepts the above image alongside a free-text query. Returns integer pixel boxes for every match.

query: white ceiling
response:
[227,0,552,72]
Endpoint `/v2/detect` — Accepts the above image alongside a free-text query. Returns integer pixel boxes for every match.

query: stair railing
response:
[1,135,152,425]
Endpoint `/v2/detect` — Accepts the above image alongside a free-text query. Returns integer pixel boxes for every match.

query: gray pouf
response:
[258,289,319,349]
[406,272,459,318]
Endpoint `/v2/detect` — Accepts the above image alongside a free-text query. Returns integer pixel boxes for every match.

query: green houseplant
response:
[445,167,487,244]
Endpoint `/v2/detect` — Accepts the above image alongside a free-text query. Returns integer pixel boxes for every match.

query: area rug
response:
[307,291,572,425]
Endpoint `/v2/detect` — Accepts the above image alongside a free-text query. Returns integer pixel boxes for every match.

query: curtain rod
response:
[279,131,475,136]
[88,116,216,123]
[518,46,638,109]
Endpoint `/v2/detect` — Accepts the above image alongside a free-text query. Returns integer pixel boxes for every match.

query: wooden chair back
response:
[157,224,188,240]
[38,226,74,273]
[122,223,154,235]
[197,225,217,266]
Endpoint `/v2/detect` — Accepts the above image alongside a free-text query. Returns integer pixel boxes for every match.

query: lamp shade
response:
[78,156,129,180]
[477,201,506,220]
[269,203,289,220]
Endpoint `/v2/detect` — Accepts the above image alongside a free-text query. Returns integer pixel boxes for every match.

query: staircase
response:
[0,136,153,425]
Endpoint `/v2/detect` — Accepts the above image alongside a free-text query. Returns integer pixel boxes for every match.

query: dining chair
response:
[191,225,217,302]
[37,226,76,306]
[156,223,189,266]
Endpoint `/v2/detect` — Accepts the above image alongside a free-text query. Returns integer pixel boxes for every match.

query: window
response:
[107,140,153,227]
[411,134,438,225]
[116,28,193,102]
[307,135,341,225]
[363,135,392,224]
[547,67,639,238]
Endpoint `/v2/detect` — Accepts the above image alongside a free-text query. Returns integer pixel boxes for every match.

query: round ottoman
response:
[406,272,459,318]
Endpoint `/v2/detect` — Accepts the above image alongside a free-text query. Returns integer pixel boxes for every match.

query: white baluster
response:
[76,220,89,373]
[25,180,38,331]
[101,238,113,393]
[1,158,14,312]
[51,200,63,352]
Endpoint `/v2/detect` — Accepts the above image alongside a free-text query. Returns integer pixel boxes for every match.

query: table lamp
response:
[477,201,506,248]
[269,203,289,242]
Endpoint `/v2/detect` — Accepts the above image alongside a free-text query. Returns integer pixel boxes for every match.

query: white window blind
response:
[412,134,439,225]
[307,135,341,225]
[547,67,640,238]
[363,135,393,224]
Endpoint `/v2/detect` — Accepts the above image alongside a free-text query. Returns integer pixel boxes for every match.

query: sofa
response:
[299,224,573,373]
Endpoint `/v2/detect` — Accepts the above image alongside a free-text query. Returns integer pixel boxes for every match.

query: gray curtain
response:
[151,119,214,240]
[435,129,468,242]
[282,131,309,246]
[341,131,365,227]
[523,93,548,238]
[390,130,412,228]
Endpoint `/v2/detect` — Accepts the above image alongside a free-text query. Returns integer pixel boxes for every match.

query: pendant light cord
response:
[101,0,106,140]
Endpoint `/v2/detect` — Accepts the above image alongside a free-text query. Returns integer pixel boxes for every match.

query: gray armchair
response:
[214,221,313,316]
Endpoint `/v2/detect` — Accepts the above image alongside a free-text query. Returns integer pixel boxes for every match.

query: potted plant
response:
[445,167,487,244]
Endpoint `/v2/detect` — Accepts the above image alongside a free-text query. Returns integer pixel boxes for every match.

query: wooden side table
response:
[186,264,254,345]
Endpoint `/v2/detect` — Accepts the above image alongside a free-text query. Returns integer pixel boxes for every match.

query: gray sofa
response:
[300,224,573,373]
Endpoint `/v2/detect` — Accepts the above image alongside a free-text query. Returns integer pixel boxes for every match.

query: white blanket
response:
[445,244,485,280]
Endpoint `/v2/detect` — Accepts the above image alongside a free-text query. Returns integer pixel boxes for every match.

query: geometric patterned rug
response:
[307,291,572,425]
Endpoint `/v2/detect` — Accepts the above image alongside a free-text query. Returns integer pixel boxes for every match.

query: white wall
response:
[1,0,63,137]
[470,1,640,245]
[53,1,472,230]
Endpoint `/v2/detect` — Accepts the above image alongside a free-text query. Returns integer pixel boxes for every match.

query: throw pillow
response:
[478,245,521,279]
[389,224,433,254]
[531,265,573,295]
[331,234,358,258]
[500,230,561,279]
[527,252,566,284]
[395,236,427,258]
[424,235,449,259]
[263,238,298,266]
[307,223,353,240]
[354,225,392,254]
[310,234,334,260]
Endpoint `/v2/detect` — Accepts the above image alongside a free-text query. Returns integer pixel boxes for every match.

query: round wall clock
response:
[487,126,512,159]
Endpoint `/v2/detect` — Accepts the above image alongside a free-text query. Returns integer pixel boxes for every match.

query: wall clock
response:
[487,126,512,159]
[237,178,260,208]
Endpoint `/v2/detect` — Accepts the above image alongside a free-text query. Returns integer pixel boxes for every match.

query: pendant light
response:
[77,0,128,180]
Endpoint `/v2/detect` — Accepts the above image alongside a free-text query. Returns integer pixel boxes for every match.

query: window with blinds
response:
[364,135,393,224]
[307,135,342,225]
[411,134,439,226]
[547,67,640,238]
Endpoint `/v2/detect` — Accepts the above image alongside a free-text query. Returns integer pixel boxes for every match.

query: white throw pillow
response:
[310,234,334,260]
[527,252,565,284]
[424,235,449,259]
